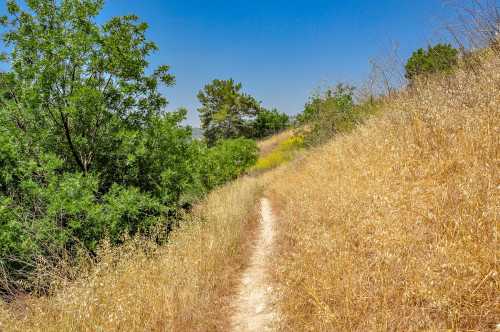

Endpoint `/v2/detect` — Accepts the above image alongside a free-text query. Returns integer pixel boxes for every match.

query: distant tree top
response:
[405,43,459,81]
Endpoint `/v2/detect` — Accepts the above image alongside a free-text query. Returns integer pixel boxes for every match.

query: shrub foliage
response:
[0,0,257,293]
[405,43,459,81]
[252,108,290,139]
[297,84,378,145]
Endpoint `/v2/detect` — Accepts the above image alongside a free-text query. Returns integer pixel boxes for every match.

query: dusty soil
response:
[230,198,279,331]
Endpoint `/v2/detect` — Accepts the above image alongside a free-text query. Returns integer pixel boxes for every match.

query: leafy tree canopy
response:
[197,79,262,145]
[296,83,372,145]
[251,108,289,139]
[0,0,175,176]
[298,83,355,124]
[405,43,459,81]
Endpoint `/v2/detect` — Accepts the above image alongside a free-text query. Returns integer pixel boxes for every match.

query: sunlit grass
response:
[252,135,304,172]
[267,50,499,331]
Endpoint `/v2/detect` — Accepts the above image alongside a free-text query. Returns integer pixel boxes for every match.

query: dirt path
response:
[230,198,279,331]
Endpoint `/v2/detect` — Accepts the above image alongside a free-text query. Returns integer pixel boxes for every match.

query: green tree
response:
[0,0,261,293]
[197,79,262,145]
[405,43,458,81]
[0,0,191,292]
[0,0,175,177]
[298,84,355,124]
[251,108,289,138]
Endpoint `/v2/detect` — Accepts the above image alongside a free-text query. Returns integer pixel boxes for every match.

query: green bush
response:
[251,108,290,139]
[202,138,259,190]
[296,84,379,146]
[405,44,459,81]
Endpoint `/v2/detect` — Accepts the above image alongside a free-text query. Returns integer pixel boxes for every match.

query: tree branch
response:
[60,111,86,173]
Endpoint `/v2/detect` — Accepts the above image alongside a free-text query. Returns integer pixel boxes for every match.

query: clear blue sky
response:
[2,1,459,126]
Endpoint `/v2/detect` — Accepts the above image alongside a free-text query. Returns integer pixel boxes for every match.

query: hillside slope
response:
[265,52,499,330]
[0,52,498,331]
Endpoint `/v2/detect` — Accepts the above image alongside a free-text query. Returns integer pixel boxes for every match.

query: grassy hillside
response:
[266,51,499,330]
[1,47,497,332]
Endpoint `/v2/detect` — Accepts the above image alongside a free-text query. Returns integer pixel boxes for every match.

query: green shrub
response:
[0,0,259,294]
[0,147,167,290]
[202,138,259,190]
[251,108,290,139]
[405,44,459,81]
[296,84,380,146]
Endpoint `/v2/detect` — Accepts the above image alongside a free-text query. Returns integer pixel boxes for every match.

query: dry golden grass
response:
[267,52,499,331]
[0,176,262,331]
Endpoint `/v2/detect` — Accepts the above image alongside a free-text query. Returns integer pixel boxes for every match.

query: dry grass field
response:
[266,51,499,331]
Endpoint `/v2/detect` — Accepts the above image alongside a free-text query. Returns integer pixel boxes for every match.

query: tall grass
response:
[267,50,499,330]
[0,176,262,331]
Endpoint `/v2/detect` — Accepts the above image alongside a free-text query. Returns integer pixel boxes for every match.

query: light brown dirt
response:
[230,198,279,332]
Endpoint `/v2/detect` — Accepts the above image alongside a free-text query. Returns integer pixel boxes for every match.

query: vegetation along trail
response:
[231,198,279,331]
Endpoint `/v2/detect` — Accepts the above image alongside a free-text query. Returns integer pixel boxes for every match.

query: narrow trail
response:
[230,198,279,332]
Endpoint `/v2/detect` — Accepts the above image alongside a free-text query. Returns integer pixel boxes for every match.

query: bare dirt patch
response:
[230,198,279,332]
